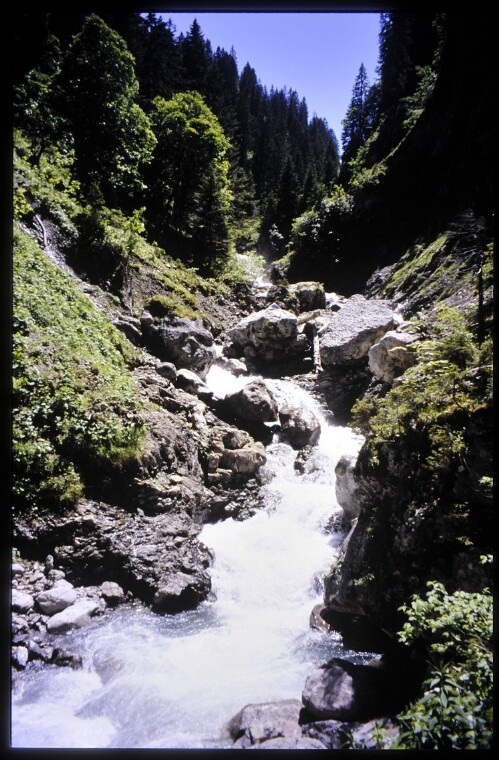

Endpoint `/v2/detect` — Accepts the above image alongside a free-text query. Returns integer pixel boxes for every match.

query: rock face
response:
[226,307,310,367]
[302,658,394,722]
[141,314,216,379]
[318,295,396,367]
[334,454,360,520]
[368,329,418,383]
[279,406,321,448]
[324,405,494,632]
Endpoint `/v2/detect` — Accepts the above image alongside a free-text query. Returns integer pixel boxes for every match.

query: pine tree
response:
[341,63,371,164]
[55,14,156,207]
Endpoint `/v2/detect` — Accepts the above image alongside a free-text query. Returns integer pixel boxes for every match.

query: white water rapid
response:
[11,368,367,749]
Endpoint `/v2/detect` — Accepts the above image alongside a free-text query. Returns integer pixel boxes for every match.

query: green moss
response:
[13,224,145,512]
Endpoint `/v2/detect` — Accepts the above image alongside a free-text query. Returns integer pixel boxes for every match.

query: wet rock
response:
[227,307,309,367]
[223,380,278,423]
[152,571,209,613]
[100,581,125,607]
[36,585,77,615]
[279,406,321,448]
[51,647,83,668]
[368,329,418,383]
[11,646,29,670]
[302,657,393,721]
[318,295,396,367]
[335,454,360,520]
[46,599,101,633]
[12,590,34,613]
[176,368,213,400]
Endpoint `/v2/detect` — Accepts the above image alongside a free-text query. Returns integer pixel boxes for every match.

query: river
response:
[11,367,369,749]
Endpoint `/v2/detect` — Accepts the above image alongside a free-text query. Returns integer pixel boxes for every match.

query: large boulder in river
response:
[141,313,216,379]
[227,307,309,366]
[279,406,321,448]
[224,380,278,423]
[368,329,418,383]
[302,658,394,722]
[228,699,322,749]
[335,454,360,521]
[318,295,396,367]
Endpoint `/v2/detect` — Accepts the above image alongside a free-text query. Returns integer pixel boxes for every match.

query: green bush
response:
[392,579,493,749]
[13,224,145,512]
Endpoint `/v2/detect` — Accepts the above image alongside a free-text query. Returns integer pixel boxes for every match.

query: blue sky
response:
[163,12,381,148]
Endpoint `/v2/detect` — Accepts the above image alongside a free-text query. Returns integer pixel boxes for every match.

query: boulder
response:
[279,406,321,448]
[156,361,177,382]
[290,281,326,312]
[176,368,213,400]
[220,443,266,475]
[319,295,396,367]
[142,314,216,379]
[11,590,34,613]
[152,571,209,613]
[228,307,298,350]
[11,646,29,670]
[46,599,101,633]
[223,380,278,423]
[368,329,418,383]
[335,454,360,520]
[302,657,392,722]
[100,581,125,607]
[227,307,309,366]
[36,584,77,615]
[228,699,303,748]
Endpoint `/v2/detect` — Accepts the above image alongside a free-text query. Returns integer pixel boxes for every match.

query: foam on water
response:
[11,370,365,749]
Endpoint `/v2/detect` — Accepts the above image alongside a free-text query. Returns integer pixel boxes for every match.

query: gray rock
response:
[224,380,278,423]
[319,295,396,367]
[47,569,66,582]
[46,599,100,633]
[302,657,392,721]
[36,585,77,615]
[246,736,326,749]
[156,361,177,382]
[335,454,360,520]
[220,444,266,475]
[279,406,321,448]
[228,307,298,349]
[11,646,29,670]
[11,563,25,576]
[176,368,212,399]
[143,315,216,379]
[228,699,303,748]
[100,581,125,606]
[12,589,34,613]
[289,281,326,312]
[368,329,418,383]
[112,318,142,345]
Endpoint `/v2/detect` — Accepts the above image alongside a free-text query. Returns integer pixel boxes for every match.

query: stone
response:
[156,361,177,382]
[302,657,392,722]
[152,571,210,613]
[245,736,326,749]
[100,581,125,606]
[335,454,360,520]
[220,444,267,475]
[228,307,298,349]
[289,281,327,312]
[279,406,321,448]
[12,590,34,613]
[11,563,25,576]
[46,599,100,633]
[319,295,396,367]
[51,648,83,668]
[223,380,278,423]
[143,315,216,379]
[228,699,303,748]
[112,317,142,345]
[176,368,213,400]
[368,329,418,383]
[11,646,29,670]
[36,585,77,615]
[47,569,66,582]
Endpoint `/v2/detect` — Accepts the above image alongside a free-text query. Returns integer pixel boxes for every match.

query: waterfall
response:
[11,369,367,749]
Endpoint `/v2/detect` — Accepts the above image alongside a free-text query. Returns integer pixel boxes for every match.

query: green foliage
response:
[13,128,81,238]
[351,306,491,471]
[392,581,493,749]
[56,14,156,204]
[148,91,233,272]
[13,225,145,512]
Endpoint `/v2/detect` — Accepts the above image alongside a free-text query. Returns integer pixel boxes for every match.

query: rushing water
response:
[11,368,367,749]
